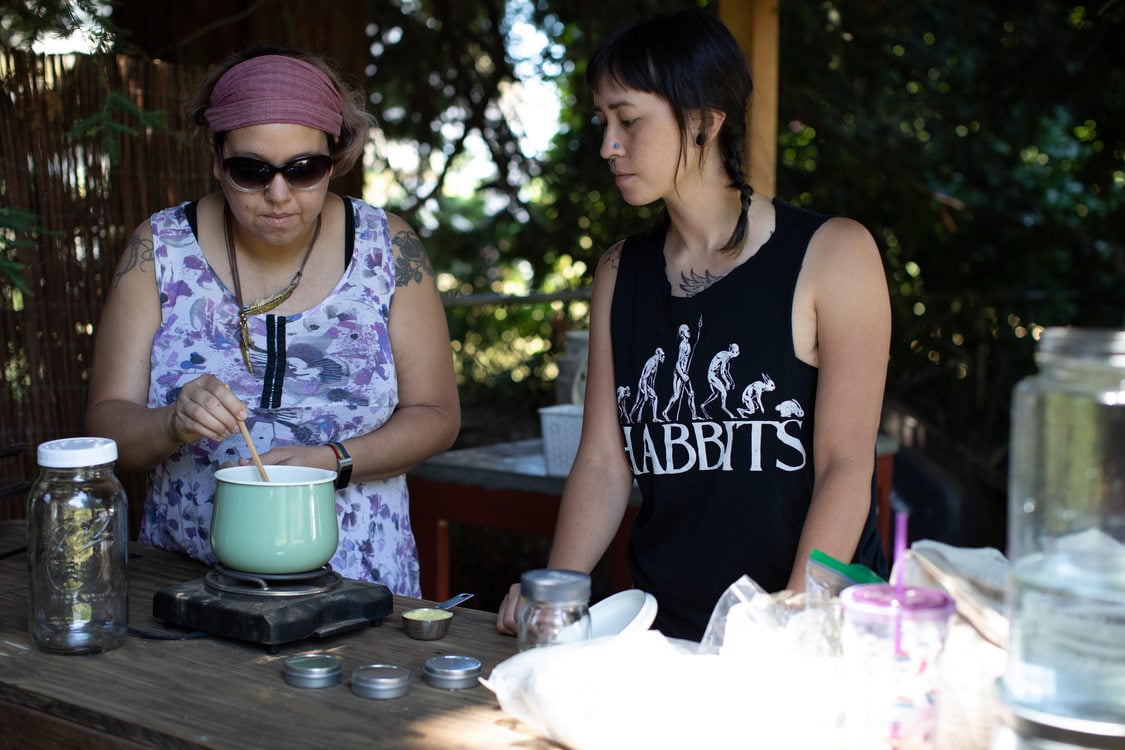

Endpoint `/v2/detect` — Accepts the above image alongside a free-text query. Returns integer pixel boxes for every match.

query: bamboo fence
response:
[0,51,211,527]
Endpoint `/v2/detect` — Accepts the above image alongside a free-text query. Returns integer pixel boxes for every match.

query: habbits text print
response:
[620,316,806,476]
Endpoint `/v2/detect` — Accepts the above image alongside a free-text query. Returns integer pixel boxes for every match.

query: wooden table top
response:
[0,520,556,750]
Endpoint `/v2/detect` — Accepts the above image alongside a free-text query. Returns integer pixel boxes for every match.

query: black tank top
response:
[610,199,887,640]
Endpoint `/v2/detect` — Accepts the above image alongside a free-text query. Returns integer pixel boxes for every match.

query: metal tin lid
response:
[839,583,955,621]
[37,437,118,468]
[422,654,482,690]
[1037,327,1125,368]
[351,664,411,700]
[520,568,590,603]
[283,653,343,688]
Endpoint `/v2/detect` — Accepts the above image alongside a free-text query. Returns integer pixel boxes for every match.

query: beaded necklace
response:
[224,203,321,374]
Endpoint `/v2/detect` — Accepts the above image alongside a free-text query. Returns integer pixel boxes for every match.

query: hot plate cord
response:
[128,625,211,640]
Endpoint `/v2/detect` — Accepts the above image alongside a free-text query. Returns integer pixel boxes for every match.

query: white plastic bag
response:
[482,576,850,750]
[700,575,842,659]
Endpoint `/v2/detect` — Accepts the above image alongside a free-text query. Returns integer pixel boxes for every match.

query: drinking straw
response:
[894,510,909,583]
[893,510,909,655]
[892,510,909,743]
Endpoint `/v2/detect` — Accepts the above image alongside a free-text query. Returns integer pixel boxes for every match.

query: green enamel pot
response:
[211,465,338,574]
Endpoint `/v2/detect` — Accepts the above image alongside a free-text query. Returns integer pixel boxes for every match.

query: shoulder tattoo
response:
[600,246,621,271]
[392,230,434,287]
[113,233,154,287]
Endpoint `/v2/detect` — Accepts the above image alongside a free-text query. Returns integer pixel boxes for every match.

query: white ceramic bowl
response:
[589,589,658,638]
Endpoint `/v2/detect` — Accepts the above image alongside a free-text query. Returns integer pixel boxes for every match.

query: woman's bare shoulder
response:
[811,215,877,254]
[803,215,883,282]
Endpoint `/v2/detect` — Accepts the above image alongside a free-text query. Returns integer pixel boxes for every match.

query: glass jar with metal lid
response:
[516,568,591,651]
[27,437,129,654]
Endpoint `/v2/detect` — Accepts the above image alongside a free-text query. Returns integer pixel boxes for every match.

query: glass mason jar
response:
[27,437,129,654]
[1004,328,1125,736]
[517,568,591,651]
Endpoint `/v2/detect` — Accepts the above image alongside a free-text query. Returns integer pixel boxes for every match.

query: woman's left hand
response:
[250,443,335,472]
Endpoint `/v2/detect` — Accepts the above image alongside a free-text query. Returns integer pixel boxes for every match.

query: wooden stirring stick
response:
[237,420,270,482]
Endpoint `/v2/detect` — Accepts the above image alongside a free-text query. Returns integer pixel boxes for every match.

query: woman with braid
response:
[498,9,890,640]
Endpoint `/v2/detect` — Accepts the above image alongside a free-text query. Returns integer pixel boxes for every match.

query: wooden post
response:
[719,0,779,197]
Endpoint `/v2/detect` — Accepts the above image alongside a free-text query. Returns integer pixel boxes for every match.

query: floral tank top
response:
[140,197,420,596]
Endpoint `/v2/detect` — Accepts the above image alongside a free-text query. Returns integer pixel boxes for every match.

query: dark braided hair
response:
[586,9,755,252]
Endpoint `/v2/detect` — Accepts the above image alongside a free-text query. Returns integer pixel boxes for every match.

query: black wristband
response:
[327,441,352,490]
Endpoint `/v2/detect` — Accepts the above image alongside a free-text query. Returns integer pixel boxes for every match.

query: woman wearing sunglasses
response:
[85,47,460,596]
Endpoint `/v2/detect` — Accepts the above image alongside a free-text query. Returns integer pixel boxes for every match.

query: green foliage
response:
[5,0,1121,481]
[365,0,699,414]
[0,207,45,297]
[776,1,1125,490]
[65,90,174,164]
[365,0,1124,477]
[0,0,120,52]
[366,0,1125,501]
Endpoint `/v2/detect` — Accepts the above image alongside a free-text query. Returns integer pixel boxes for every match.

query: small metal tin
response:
[282,652,343,688]
[422,654,482,690]
[351,664,412,700]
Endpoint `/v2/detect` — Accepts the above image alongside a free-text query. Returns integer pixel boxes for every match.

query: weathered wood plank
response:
[0,521,557,749]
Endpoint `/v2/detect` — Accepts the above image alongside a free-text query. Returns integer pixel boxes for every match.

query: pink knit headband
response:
[204,55,343,136]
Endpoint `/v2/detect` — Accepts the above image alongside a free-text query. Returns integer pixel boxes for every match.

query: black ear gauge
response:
[695,133,705,145]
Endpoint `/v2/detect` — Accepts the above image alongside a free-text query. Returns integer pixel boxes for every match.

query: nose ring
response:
[613,143,620,149]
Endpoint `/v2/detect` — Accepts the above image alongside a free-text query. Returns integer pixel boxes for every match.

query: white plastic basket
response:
[538,404,584,476]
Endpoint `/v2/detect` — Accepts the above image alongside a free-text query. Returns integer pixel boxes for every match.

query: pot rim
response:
[214,465,336,487]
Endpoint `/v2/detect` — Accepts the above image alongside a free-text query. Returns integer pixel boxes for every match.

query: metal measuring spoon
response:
[434,592,474,610]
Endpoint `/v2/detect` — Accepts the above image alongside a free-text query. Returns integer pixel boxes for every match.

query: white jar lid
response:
[37,437,118,468]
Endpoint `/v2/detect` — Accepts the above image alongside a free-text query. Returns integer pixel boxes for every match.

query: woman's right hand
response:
[168,374,248,445]
[88,221,248,472]
[496,582,522,635]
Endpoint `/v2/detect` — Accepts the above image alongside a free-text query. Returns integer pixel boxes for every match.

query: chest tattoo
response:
[678,268,726,297]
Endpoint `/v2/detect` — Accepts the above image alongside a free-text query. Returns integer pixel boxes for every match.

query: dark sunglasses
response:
[221,154,334,193]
